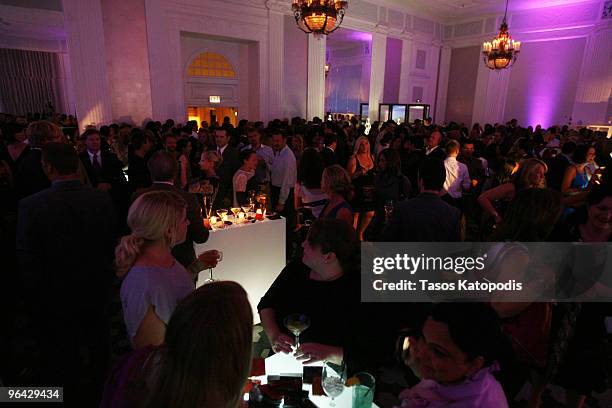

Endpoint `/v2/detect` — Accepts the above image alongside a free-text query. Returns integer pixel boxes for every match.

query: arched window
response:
[187,52,236,78]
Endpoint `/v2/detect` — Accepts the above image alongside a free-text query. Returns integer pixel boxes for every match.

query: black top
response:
[127,153,152,193]
[380,192,461,242]
[258,261,399,375]
[15,148,51,199]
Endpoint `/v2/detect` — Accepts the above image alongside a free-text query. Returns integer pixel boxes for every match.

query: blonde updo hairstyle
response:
[115,191,187,277]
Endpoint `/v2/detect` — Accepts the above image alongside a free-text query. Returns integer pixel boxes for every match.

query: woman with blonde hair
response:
[116,190,192,348]
[478,158,547,225]
[319,164,354,227]
[347,136,375,240]
[102,281,253,408]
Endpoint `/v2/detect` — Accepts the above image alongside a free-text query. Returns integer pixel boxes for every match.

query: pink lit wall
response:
[504,37,586,128]
[446,46,480,125]
[283,14,307,119]
[383,37,402,103]
[101,0,152,125]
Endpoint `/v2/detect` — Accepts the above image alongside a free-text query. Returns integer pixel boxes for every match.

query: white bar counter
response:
[194,217,286,323]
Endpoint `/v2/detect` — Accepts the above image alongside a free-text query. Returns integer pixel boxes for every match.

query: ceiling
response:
[381,0,599,20]
[0,0,62,11]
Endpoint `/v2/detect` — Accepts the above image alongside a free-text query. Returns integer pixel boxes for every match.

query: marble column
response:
[62,0,112,130]
[398,37,414,104]
[434,46,451,123]
[267,5,284,120]
[307,34,326,120]
[368,32,387,122]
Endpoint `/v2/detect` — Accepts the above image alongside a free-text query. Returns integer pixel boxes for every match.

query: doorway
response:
[187,106,238,127]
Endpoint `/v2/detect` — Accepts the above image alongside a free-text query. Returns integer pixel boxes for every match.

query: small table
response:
[194,217,286,323]
[259,353,380,408]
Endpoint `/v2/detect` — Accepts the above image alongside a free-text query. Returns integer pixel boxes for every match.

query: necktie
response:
[92,154,101,172]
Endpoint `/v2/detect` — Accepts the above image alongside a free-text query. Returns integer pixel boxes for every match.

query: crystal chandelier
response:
[292,0,348,36]
[482,0,521,70]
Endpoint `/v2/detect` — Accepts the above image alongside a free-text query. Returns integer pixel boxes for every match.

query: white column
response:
[307,35,326,120]
[398,37,414,104]
[434,46,451,124]
[472,55,511,126]
[267,6,284,120]
[368,32,387,121]
[62,0,112,130]
[572,26,612,125]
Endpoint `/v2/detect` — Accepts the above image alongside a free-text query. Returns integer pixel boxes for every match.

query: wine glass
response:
[283,314,310,350]
[322,361,346,407]
[384,200,394,223]
[241,205,252,217]
[205,250,223,282]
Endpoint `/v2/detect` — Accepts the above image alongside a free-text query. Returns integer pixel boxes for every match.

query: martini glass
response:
[230,207,241,219]
[217,209,228,221]
[283,314,311,350]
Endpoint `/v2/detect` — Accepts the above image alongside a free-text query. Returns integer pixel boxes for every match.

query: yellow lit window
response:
[187,52,236,78]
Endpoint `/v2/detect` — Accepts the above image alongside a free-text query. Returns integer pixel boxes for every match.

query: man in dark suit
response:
[15,120,63,199]
[133,150,212,274]
[79,128,126,191]
[320,132,338,168]
[424,130,447,161]
[127,128,154,194]
[16,143,116,406]
[381,157,461,242]
[212,128,240,209]
[546,141,575,191]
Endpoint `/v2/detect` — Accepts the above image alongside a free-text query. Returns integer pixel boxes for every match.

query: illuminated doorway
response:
[187,106,238,127]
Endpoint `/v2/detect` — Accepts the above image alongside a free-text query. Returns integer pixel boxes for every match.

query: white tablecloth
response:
[194,217,286,323]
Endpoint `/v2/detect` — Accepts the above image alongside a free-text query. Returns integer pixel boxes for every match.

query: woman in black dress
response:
[347,136,375,241]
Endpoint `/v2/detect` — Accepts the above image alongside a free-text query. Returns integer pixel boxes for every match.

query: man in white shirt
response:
[271,130,297,253]
[442,139,470,211]
[242,128,274,185]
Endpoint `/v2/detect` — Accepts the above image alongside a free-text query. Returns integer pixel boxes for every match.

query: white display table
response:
[194,217,286,323]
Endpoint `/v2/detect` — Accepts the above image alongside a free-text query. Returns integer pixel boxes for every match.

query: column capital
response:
[265,0,287,13]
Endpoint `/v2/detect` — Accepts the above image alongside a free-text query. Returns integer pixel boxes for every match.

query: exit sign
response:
[209,95,221,104]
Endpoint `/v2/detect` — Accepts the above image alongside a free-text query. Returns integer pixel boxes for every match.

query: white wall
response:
[504,37,586,128]
[442,0,611,127]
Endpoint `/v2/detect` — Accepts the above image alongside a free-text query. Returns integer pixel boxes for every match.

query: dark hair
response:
[307,219,359,274]
[418,157,446,191]
[100,125,110,138]
[131,128,151,150]
[240,149,256,164]
[430,303,506,367]
[561,140,576,155]
[146,281,253,408]
[379,148,401,177]
[572,144,589,165]
[82,128,101,140]
[299,148,323,189]
[270,129,287,139]
[148,150,178,182]
[324,132,337,146]
[42,142,79,175]
[1,122,27,144]
[491,188,562,241]
[445,139,460,155]
[586,184,612,207]
[176,138,190,154]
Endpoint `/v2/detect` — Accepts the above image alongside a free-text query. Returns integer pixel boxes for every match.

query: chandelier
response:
[482,0,521,70]
[292,0,348,36]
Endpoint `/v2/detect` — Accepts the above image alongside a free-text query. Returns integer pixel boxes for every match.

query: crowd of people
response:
[0,111,611,407]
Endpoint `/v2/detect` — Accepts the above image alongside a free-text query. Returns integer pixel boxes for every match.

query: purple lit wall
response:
[383,37,402,103]
[504,37,586,128]
[446,46,480,125]
[283,15,307,118]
